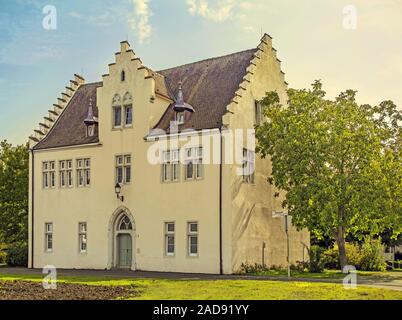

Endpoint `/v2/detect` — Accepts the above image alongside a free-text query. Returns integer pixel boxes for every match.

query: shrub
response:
[307,245,325,273]
[359,237,386,271]
[0,243,7,264]
[6,241,28,267]
[322,238,386,271]
[239,262,268,274]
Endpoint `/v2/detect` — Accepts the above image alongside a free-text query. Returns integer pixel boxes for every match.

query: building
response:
[28,34,309,274]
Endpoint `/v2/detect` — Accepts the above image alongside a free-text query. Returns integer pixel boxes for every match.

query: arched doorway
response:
[110,209,135,270]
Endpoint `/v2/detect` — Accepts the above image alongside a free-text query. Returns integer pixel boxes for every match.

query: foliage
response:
[306,245,325,273]
[0,243,7,264]
[322,238,386,271]
[359,237,386,271]
[5,241,28,267]
[256,81,402,268]
[238,262,268,274]
[0,140,29,245]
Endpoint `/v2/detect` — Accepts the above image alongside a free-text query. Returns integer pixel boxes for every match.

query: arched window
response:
[117,214,132,230]
[121,70,126,82]
[123,92,133,127]
[112,94,122,128]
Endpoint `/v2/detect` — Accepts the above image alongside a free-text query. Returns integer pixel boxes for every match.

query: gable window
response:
[78,222,87,253]
[59,160,73,188]
[77,158,90,187]
[176,112,185,125]
[165,222,175,256]
[185,147,203,181]
[125,105,133,126]
[45,223,53,252]
[121,70,126,82]
[113,106,122,128]
[43,161,55,189]
[162,150,179,182]
[116,155,131,184]
[242,149,255,184]
[255,100,263,126]
[187,222,198,257]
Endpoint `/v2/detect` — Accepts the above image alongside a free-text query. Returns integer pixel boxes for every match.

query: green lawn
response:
[1,273,402,300]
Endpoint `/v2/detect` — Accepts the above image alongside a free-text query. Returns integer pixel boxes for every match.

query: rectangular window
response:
[42,161,55,189]
[176,112,184,125]
[59,160,73,188]
[45,223,53,252]
[78,222,87,253]
[162,150,179,182]
[255,100,262,126]
[242,149,255,184]
[113,106,122,128]
[116,155,131,184]
[125,105,133,126]
[187,222,198,257]
[165,222,175,256]
[185,147,203,181]
[77,158,90,187]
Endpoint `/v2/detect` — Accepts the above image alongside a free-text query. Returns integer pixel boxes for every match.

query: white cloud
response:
[68,11,113,27]
[129,0,153,43]
[186,0,238,22]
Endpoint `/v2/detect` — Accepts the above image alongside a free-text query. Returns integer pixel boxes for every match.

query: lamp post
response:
[273,211,290,280]
[115,183,124,202]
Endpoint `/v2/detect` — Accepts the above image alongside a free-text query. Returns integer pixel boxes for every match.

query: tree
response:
[0,140,29,245]
[256,81,402,269]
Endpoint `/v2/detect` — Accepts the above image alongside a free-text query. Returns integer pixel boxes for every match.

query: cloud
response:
[186,0,238,22]
[129,0,153,43]
[68,11,114,27]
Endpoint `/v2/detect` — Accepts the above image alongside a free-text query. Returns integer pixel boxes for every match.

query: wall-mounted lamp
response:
[115,183,124,202]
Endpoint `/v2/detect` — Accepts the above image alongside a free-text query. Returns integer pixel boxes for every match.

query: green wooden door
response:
[118,234,132,268]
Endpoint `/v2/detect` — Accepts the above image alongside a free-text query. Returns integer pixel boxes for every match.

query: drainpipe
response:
[30,149,35,269]
[219,128,223,275]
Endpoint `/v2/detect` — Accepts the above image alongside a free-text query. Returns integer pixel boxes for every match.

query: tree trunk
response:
[336,225,348,270]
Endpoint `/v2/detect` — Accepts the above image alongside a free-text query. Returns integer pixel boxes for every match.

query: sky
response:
[0,0,401,145]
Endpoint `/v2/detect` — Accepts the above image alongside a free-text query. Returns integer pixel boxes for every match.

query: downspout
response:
[30,149,34,269]
[219,128,223,275]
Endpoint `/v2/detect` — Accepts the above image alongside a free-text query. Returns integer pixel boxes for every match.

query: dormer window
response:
[176,112,184,125]
[121,70,126,82]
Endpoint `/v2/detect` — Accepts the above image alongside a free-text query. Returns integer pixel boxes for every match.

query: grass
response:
[1,272,402,300]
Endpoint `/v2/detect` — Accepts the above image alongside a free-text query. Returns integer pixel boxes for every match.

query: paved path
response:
[1,267,402,291]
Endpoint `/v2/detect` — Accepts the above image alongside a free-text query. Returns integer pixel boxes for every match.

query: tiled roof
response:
[34,48,257,150]
[34,82,102,150]
[155,49,257,132]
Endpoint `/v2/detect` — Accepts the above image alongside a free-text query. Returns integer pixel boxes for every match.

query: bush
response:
[307,245,325,273]
[322,238,386,271]
[0,243,7,264]
[5,242,28,267]
[239,262,268,274]
[359,237,386,271]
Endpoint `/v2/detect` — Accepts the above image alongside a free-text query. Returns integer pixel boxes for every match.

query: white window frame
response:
[113,106,122,128]
[164,222,175,256]
[45,223,53,252]
[185,147,203,181]
[116,154,131,184]
[42,161,56,189]
[77,158,90,187]
[187,222,198,257]
[162,150,180,183]
[176,112,185,125]
[124,104,133,127]
[78,222,87,253]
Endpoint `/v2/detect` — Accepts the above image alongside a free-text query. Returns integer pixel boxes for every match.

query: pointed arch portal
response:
[108,207,136,269]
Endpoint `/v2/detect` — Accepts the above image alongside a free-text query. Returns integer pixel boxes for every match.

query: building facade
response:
[28,34,309,274]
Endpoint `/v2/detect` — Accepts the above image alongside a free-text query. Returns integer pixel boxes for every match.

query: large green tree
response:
[0,140,29,244]
[256,81,402,269]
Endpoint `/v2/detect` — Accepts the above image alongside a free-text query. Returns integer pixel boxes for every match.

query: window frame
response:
[76,158,91,187]
[78,222,87,254]
[164,222,175,257]
[242,149,255,184]
[115,154,132,185]
[161,150,180,183]
[187,222,199,257]
[184,147,203,181]
[124,104,133,127]
[45,222,53,252]
[113,106,122,128]
[254,100,262,126]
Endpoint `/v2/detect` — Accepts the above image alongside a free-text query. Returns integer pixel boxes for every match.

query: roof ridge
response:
[157,48,257,73]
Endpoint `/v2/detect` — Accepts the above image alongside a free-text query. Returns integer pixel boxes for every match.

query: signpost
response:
[273,211,290,280]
